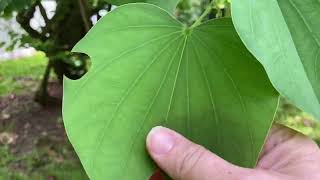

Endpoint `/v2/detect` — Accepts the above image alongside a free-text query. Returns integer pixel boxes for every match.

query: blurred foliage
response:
[0,0,110,51]
[0,0,103,104]
[176,0,231,25]
[0,0,35,17]
[276,98,320,144]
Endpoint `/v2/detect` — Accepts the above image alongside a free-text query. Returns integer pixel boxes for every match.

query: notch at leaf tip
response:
[62,51,92,81]
[71,41,85,54]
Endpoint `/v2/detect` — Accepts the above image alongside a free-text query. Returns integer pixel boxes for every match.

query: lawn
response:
[0,52,47,96]
[0,54,319,179]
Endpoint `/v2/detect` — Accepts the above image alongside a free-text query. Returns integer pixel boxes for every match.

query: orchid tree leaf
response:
[232,0,320,120]
[105,0,180,13]
[63,3,279,180]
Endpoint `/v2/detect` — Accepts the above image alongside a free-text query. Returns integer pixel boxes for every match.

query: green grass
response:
[0,52,47,96]
[0,145,88,180]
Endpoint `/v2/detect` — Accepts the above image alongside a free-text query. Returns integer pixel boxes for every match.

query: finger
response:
[146,126,249,180]
[257,124,320,177]
[149,169,164,180]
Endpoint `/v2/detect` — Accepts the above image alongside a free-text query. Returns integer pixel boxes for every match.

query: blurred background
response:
[0,0,319,179]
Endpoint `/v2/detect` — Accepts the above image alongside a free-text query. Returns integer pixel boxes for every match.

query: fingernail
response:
[147,126,175,155]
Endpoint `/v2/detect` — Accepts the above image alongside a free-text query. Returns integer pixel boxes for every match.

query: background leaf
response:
[0,0,12,13]
[104,0,181,13]
[63,3,279,180]
[232,0,320,120]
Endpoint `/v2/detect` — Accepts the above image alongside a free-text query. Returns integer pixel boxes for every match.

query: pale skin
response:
[146,124,320,180]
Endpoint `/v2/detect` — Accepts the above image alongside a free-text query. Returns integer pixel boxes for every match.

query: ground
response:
[0,54,319,180]
[0,54,88,180]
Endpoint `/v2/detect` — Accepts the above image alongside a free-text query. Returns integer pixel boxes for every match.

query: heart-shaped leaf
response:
[232,0,320,119]
[104,0,180,13]
[63,3,279,180]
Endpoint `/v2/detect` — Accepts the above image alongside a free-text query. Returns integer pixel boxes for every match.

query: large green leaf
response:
[63,3,279,180]
[232,0,320,119]
[104,0,180,13]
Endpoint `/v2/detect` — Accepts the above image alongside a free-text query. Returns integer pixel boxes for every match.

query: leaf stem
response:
[190,0,215,29]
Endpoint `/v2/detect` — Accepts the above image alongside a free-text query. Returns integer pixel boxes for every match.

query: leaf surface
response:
[232,0,320,119]
[105,0,180,13]
[63,3,279,180]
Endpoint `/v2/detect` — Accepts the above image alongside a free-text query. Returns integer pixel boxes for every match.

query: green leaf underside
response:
[63,3,278,180]
[232,0,320,120]
[105,0,180,13]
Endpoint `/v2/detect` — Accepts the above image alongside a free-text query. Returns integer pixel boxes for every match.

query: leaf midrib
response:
[164,36,189,123]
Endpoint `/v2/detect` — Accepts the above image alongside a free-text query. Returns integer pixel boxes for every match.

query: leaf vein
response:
[90,33,183,172]
[121,36,186,176]
[224,69,254,164]
[164,35,188,123]
[287,0,320,46]
[189,36,220,145]
[186,43,191,137]
[70,30,182,102]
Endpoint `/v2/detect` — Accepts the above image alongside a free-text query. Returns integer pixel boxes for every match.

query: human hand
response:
[146,124,320,180]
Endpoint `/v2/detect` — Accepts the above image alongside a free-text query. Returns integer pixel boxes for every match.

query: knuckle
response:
[176,144,206,179]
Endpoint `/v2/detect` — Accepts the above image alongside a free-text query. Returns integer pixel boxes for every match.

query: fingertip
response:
[146,126,176,156]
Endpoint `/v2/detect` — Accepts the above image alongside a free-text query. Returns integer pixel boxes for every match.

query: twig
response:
[190,0,215,28]
[38,1,49,25]
[78,0,91,32]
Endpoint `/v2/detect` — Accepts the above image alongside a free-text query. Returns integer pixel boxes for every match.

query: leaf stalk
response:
[190,0,215,28]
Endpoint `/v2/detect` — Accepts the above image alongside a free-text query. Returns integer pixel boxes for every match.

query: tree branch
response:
[107,3,112,12]
[16,3,46,40]
[78,0,91,32]
[37,0,50,25]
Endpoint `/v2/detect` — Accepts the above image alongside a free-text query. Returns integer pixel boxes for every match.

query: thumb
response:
[146,126,249,180]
